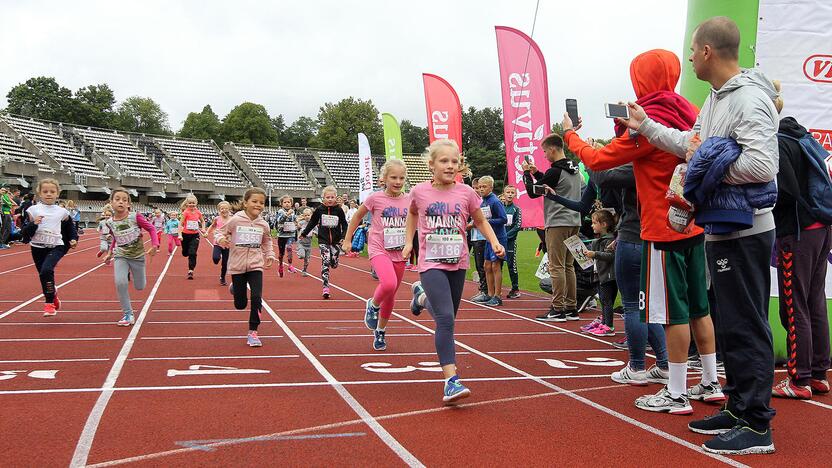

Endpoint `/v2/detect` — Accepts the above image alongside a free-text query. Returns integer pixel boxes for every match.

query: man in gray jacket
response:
[621,17,778,455]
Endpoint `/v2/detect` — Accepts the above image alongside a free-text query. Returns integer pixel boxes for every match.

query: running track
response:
[0,233,829,466]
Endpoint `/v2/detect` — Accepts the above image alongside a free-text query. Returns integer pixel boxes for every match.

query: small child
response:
[217,188,275,347]
[67,199,83,235]
[163,211,181,256]
[206,201,232,285]
[102,188,160,326]
[477,176,508,307]
[502,186,523,298]
[300,186,347,299]
[583,209,617,336]
[296,208,313,276]
[150,209,166,244]
[178,194,206,279]
[275,195,298,276]
[96,206,114,258]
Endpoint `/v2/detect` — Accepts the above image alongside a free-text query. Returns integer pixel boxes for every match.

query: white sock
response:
[376,326,385,332]
[700,353,717,385]
[417,294,426,306]
[668,362,688,398]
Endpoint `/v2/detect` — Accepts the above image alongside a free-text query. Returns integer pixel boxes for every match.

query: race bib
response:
[31,229,63,246]
[114,227,141,247]
[186,220,199,231]
[506,214,513,226]
[321,214,338,228]
[234,226,263,247]
[425,233,464,263]
[383,227,406,251]
[282,221,297,232]
[481,206,492,219]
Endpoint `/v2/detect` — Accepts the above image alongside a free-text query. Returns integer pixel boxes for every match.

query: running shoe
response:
[635,387,693,415]
[565,310,580,321]
[0,244,9,249]
[443,376,471,403]
[688,409,739,435]
[287,265,297,274]
[53,294,61,311]
[322,287,330,299]
[410,281,425,316]
[302,270,309,277]
[611,338,629,350]
[373,329,387,351]
[229,283,235,296]
[43,303,57,317]
[702,424,775,455]
[810,378,830,394]
[364,298,380,330]
[580,317,602,332]
[117,313,135,327]
[611,364,648,386]
[536,309,566,322]
[470,292,489,303]
[645,365,669,385]
[96,250,105,258]
[278,266,284,278]
[220,277,227,286]
[370,270,378,280]
[485,296,503,307]
[588,324,615,337]
[247,331,262,347]
[187,271,194,280]
[507,289,521,299]
[687,382,727,403]
[771,378,812,399]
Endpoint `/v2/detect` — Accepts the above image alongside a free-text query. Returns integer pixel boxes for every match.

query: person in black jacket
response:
[300,186,348,299]
[771,89,832,398]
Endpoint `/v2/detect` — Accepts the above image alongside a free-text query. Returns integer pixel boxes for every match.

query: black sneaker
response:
[507,289,521,299]
[536,308,566,322]
[702,422,775,455]
[688,409,738,435]
[565,309,580,321]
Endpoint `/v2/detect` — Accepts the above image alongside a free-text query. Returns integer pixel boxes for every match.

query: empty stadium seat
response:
[232,144,310,190]
[155,137,247,187]
[74,127,172,183]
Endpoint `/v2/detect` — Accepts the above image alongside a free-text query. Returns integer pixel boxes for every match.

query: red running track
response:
[0,234,829,466]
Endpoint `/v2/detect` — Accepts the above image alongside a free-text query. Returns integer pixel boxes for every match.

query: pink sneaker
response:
[322,287,330,299]
[287,265,296,273]
[588,324,615,337]
[580,317,602,332]
[43,303,57,317]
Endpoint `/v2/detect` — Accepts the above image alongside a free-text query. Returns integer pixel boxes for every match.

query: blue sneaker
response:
[364,298,379,330]
[247,331,262,347]
[0,244,9,250]
[410,281,425,316]
[485,296,503,307]
[443,376,471,403]
[373,329,387,351]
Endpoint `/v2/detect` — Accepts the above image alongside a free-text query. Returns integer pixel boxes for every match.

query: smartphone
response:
[525,155,534,165]
[605,103,630,119]
[565,98,579,127]
[532,185,546,196]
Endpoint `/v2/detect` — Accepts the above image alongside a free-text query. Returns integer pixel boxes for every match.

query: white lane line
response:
[286,318,523,323]
[320,352,473,357]
[803,399,832,411]
[488,349,623,355]
[0,262,107,320]
[0,322,122,325]
[317,270,748,468]
[258,294,423,466]
[0,337,122,342]
[146,321,272,324]
[69,248,176,468]
[15,310,127,313]
[140,335,283,340]
[0,242,102,275]
[128,355,300,361]
[0,358,110,364]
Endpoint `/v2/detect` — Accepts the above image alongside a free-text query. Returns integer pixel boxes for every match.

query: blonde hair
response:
[36,178,61,194]
[110,187,131,202]
[422,139,460,163]
[321,185,337,197]
[180,194,198,211]
[217,201,231,211]
[772,80,784,113]
[66,199,76,209]
[479,176,494,187]
[279,194,293,204]
[380,159,407,181]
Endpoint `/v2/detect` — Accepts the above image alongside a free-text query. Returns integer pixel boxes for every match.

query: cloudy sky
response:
[0,0,688,139]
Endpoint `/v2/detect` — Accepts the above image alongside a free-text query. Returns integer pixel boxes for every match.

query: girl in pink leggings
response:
[342,159,410,351]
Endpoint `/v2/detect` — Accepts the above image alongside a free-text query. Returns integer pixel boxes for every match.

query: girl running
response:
[296,208,313,276]
[300,186,347,299]
[96,206,113,258]
[275,195,298,277]
[206,201,232,285]
[217,188,275,347]
[21,179,78,317]
[164,211,181,256]
[103,188,160,326]
[178,194,205,279]
[404,139,504,403]
[150,208,166,244]
[342,159,410,351]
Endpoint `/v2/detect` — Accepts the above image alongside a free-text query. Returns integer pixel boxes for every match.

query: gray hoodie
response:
[639,68,780,241]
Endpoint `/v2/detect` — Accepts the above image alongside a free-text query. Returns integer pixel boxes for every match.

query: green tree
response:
[281,116,318,148]
[551,123,577,162]
[5,76,75,122]
[400,119,428,154]
[179,105,222,143]
[462,106,504,151]
[314,97,382,153]
[271,114,286,142]
[114,96,171,134]
[220,102,278,145]
[73,84,116,128]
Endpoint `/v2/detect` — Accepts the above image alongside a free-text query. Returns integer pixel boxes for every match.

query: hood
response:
[629,49,681,98]
[717,68,779,104]
[553,158,579,174]
[232,210,262,223]
[778,116,808,139]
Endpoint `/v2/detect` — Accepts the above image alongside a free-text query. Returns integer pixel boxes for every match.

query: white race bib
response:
[506,214,513,226]
[31,229,63,247]
[282,221,297,232]
[481,206,492,219]
[321,214,338,228]
[234,226,263,247]
[186,220,200,231]
[425,233,464,263]
[383,227,406,251]
[113,226,140,247]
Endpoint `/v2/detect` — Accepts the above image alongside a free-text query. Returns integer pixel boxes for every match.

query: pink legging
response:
[166,233,182,254]
[370,256,406,320]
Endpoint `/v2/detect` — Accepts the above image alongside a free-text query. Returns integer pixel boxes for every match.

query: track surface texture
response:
[1,233,829,467]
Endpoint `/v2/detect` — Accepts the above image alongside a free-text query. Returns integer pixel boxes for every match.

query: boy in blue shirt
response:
[478,176,508,306]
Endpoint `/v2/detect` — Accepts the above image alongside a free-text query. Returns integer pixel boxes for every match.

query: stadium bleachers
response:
[151,202,219,216]
[402,153,432,185]
[155,137,246,187]
[318,151,360,192]
[290,149,329,187]
[232,144,310,190]
[0,131,53,172]
[74,127,172,183]
[132,135,167,165]
[1,115,106,178]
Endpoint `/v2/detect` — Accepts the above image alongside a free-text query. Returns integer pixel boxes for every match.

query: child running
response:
[582,209,618,336]
[21,179,78,316]
[150,208,166,244]
[96,205,114,258]
[163,211,181,256]
[404,139,505,403]
[178,194,206,279]
[206,201,232,285]
[300,186,347,299]
[342,159,410,351]
[103,188,160,326]
[296,208,313,276]
[217,188,275,347]
[275,195,298,277]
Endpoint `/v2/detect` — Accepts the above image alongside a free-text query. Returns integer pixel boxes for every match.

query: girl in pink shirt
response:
[218,188,275,348]
[206,201,232,286]
[342,159,410,352]
[403,139,505,403]
[178,194,206,280]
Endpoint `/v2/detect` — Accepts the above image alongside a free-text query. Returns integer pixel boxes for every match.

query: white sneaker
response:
[611,364,648,386]
[635,387,693,415]
[687,381,727,403]
[645,365,669,384]
[117,313,135,327]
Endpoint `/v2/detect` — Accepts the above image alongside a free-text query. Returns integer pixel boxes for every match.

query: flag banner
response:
[422,73,463,150]
[382,113,403,160]
[495,25,551,228]
[357,133,374,203]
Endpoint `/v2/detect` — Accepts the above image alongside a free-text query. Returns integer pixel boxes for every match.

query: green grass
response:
[464,230,547,294]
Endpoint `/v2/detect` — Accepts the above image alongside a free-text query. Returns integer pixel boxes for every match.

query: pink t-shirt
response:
[181,209,202,234]
[364,191,411,261]
[409,181,482,273]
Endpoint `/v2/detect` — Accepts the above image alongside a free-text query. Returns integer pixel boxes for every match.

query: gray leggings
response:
[420,269,466,366]
[114,257,147,315]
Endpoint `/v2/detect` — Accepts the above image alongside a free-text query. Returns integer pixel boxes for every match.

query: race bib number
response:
[321,214,338,228]
[506,214,513,226]
[481,206,492,219]
[31,229,63,246]
[383,227,406,251]
[425,233,464,263]
[234,226,263,247]
[186,220,200,231]
[114,227,140,247]
[282,221,297,232]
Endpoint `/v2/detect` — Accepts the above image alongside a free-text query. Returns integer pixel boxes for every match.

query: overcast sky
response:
[0,0,688,140]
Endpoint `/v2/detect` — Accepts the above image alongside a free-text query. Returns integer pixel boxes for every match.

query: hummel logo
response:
[716,258,731,273]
